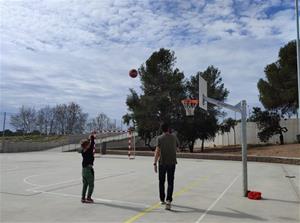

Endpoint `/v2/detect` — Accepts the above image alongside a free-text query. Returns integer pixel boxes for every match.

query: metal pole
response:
[2,112,6,137]
[234,111,237,145]
[133,131,136,159]
[296,0,300,134]
[241,100,248,197]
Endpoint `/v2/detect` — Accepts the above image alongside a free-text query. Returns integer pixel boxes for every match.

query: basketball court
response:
[1,150,299,223]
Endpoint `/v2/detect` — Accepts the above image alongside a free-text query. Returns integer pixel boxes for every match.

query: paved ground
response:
[0,150,299,223]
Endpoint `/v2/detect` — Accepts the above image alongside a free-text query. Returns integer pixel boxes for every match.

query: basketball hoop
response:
[181,99,198,116]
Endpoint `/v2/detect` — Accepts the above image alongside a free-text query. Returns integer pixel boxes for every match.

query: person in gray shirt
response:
[153,123,179,210]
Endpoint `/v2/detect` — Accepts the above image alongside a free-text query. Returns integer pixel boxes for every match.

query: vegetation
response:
[8,102,117,136]
[179,66,229,152]
[219,118,238,146]
[123,49,229,152]
[257,40,298,116]
[249,107,288,144]
[123,49,186,150]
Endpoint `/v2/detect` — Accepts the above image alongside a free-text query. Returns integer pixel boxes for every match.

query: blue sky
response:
[0,0,297,124]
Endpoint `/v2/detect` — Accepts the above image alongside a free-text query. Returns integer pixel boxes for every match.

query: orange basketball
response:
[129,69,138,78]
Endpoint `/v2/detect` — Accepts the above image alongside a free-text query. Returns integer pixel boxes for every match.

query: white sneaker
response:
[160,201,166,205]
[165,201,171,210]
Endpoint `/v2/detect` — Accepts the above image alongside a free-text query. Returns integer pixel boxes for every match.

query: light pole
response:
[296,0,300,138]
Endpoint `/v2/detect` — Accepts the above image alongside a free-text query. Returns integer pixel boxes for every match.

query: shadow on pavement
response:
[169,204,267,221]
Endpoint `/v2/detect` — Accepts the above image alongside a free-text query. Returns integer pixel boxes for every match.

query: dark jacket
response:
[81,135,95,168]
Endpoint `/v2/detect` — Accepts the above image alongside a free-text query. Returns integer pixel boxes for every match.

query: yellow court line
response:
[123,176,208,223]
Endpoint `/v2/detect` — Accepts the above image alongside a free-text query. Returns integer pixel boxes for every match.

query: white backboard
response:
[199,75,207,110]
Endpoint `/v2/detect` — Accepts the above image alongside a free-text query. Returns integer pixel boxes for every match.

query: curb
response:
[104,150,300,165]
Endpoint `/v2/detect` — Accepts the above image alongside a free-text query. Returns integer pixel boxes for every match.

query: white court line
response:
[23,171,148,208]
[195,174,240,223]
[24,173,79,189]
[5,166,19,171]
[23,175,44,187]
[27,178,81,191]
[31,189,150,208]
[24,172,132,191]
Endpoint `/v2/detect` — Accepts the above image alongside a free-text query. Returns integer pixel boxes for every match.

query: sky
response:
[0,0,297,126]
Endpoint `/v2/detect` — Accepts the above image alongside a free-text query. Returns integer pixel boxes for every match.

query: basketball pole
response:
[241,100,248,197]
[133,131,136,159]
[202,96,248,197]
[295,0,300,135]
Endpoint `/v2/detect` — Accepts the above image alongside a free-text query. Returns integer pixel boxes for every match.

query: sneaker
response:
[86,197,94,203]
[81,198,86,203]
[160,201,166,205]
[165,201,171,210]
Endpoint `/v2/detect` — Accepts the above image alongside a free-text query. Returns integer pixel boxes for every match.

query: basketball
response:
[129,69,138,78]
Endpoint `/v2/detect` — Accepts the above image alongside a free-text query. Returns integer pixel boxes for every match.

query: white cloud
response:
[0,0,297,121]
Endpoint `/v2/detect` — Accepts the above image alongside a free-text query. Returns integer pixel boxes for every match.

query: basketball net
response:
[181,99,198,116]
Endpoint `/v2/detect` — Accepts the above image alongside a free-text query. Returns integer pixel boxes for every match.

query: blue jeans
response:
[159,164,176,202]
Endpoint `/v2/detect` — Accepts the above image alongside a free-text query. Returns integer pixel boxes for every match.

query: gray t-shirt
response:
[156,133,179,165]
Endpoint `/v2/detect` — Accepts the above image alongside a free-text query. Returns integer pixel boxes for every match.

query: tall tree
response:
[65,102,87,134]
[249,107,288,144]
[36,106,54,135]
[181,66,229,152]
[95,113,110,131]
[257,40,298,116]
[53,104,67,135]
[10,106,36,133]
[123,48,186,150]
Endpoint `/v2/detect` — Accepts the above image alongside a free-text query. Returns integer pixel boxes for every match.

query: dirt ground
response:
[202,144,300,158]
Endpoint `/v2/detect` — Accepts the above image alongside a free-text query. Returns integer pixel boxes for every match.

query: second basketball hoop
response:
[181,99,198,116]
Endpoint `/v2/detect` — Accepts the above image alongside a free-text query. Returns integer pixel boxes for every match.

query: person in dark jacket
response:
[80,133,96,203]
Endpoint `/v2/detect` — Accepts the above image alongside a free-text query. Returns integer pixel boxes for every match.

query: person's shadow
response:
[165,204,267,221]
[91,202,267,221]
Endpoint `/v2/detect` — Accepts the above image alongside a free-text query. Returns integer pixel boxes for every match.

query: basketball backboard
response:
[199,75,207,110]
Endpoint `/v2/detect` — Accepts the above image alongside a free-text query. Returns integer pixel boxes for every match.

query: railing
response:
[61,132,138,152]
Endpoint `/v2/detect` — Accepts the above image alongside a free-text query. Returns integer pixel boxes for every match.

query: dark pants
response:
[159,164,176,202]
[82,167,94,199]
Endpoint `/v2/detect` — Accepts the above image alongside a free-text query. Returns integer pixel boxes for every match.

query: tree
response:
[53,104,67,135]
[249,107,288,144]
[86,119,97,133]
[10,106,36,133]
[52,103,87,135]
[180,66,229,152]
[36,106,54,135]
[95,113,109,131]
[220,118,237,146]
[177,110,218,152]
[86,113,115,132]
[123,48,186,150]
[257,41,298,116]
[65,102,87,134]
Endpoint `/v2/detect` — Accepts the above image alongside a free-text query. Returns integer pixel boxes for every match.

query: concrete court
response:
[0,150,299,223]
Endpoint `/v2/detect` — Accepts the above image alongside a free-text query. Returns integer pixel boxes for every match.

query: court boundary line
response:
[23,171,135,192]
[123,176,208,223]
[22,171,149,208]
[195,174,240,223]
[31,189,151,208]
